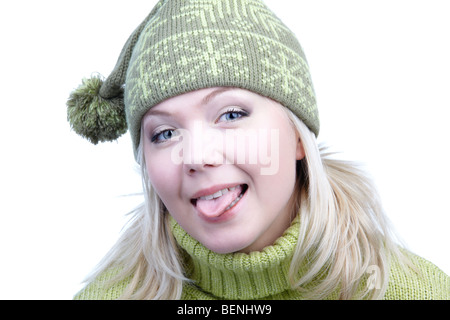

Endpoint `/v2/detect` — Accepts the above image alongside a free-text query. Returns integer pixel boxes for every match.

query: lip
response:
[191,183,248,223]
[190,183,243,200]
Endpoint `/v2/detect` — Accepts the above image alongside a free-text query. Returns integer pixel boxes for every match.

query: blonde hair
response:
[286,110,407,299]
[83,109,409,300]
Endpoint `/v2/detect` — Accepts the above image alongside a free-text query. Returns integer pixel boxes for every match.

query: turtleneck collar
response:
[169,215,301,299]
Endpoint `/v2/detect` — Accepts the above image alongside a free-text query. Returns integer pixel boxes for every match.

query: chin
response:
[202,236,254,254]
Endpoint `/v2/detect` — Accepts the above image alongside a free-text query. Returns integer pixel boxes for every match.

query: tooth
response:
[225,192,244,211]
[196,186,238,201]
[205,194,214,200]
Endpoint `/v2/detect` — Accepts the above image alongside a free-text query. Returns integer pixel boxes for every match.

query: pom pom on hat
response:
[67,75,127,144]
[66,5,156,147]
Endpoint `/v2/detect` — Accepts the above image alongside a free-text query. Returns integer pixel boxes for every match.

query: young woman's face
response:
[142,87,304,254]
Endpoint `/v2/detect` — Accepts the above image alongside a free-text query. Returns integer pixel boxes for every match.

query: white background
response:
[0,0,448,299]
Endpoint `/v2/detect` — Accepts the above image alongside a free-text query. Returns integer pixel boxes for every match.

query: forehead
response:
[141,86,290,128]
[143,87,253,118]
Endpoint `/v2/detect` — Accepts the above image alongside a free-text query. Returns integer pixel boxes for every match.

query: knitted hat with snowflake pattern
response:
[67,0,319,159]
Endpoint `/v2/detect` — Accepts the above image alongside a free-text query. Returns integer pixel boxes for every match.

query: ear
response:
[296,137,305,161]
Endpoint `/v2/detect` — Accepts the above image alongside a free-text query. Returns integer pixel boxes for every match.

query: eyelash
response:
[151,128,176,144]
[150,108,249,144]
[216,107,249,123]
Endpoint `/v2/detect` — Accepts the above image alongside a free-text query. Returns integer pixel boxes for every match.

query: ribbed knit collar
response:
[169,215,301,299]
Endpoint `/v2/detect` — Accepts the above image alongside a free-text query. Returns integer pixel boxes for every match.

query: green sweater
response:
[75,216,450,300]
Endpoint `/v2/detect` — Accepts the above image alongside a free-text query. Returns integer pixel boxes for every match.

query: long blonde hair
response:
[83,109,409,300]
[286,110,408,299]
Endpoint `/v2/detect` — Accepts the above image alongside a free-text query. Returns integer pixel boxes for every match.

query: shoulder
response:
[74,268,131,300]
[385,250,450,300]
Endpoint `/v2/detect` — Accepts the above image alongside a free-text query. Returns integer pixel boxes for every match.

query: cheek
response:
[223,125,287,175]
[257,136,297,198]
[254,119,298,199]
[144,149,180,202]
[257,120,298,177]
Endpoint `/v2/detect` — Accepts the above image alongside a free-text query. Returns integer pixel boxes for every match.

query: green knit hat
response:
[67,0,319,159]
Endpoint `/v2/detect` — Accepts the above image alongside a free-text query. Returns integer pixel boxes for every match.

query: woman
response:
[67,0,449,299]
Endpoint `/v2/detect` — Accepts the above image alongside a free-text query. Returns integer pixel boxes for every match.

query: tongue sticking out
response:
[195,185,243,218]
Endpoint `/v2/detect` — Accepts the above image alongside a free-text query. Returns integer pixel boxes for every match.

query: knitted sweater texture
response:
[75,216,450,300]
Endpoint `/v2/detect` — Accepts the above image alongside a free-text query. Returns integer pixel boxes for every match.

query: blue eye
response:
[217,108,249,123]
[151,129,177,143]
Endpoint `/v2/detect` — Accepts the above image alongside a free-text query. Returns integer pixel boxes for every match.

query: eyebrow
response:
[145,87,235,119]
[202,87,234,105]
[145,109,171,117]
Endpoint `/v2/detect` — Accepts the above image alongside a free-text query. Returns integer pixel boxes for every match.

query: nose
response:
[182,124,225,175]
[185,161,221,175]
[183,141,224,175]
